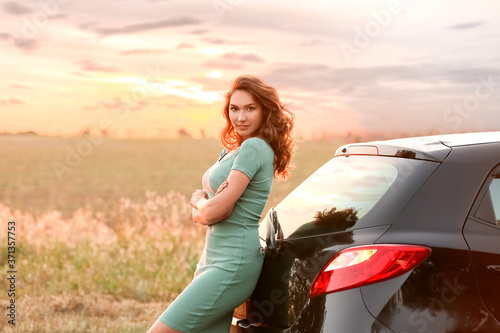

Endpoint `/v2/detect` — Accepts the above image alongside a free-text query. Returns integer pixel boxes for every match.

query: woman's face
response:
[229,89,263,142]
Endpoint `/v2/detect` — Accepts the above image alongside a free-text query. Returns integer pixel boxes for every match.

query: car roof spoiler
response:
[335,131,500,163]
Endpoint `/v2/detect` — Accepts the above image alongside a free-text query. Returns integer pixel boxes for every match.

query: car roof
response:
[433,131,500,147]
[337,131,500,162]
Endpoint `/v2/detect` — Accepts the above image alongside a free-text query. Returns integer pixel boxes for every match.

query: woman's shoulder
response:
[240,137,272,151]
[238,137,274,164]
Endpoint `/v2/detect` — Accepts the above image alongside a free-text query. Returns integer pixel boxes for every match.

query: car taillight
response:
[309,244,431,298]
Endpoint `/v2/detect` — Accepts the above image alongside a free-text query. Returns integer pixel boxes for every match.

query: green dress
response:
[159,137,275,332]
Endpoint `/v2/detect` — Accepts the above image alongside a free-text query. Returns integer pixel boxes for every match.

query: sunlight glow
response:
[103,76,220,103]
[206,70,223,78]
[159,82,220,103]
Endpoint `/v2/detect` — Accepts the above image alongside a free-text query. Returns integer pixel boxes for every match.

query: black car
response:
[231,131,500,333]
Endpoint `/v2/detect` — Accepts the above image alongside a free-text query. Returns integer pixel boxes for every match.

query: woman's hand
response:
[192,171,250,225]
[215,180,228,195]
[190,189,208,209]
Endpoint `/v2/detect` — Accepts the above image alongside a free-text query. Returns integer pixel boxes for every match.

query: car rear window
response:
[262,155,440,239]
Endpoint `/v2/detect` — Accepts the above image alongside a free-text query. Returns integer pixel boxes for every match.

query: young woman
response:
[147,75,295,333]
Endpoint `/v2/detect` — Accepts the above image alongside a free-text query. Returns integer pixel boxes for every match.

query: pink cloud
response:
[1,2,33,15]
[76,59,120,73]
[120,49,168,55]
[93,17,202,36]
[10,84,33,89]
[177,43,194,49]
[82,98,148,112]
[0,98,25,106]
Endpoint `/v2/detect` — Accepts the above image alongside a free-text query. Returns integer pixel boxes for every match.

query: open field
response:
[0,135,343,332]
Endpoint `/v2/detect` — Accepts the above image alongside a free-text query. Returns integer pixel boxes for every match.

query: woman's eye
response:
[248,107,255,111]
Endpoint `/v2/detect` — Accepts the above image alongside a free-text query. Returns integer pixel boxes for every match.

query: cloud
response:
[0,98,25,106]
[10,84,33,89]
[76,59,120,73]
[448,21,485,30]
[264,62,500,92]
[101,98,148,111]
[82,98,148,112]
[1,2,33,15]
[190,28,210,35]
[177,43,194,49]
[300,38,324,47]
[202,52,264,70]
[217,5,344,39]
[120,49,168,55]
[222,52,263,62]
[264,63,342,91]
[79,21,100,32]
[262,61,500,137]
[51,13,69,20]
[0,33,41,52]
[12,37,40,52]
[93,16,202,36]
[201,37,250,45]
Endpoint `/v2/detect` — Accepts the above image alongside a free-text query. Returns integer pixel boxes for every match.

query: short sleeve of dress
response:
[231,138,268,180]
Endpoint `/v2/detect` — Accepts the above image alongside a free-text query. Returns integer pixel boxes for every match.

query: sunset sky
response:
[1,0,500,139]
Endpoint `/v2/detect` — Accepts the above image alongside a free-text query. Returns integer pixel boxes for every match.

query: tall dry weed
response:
[0,190,206,303]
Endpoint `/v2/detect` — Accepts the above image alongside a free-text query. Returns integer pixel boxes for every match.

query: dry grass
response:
[0,135,343,331]
[0,293,166,332]
[0,190,205,298]
[0,190,204,331]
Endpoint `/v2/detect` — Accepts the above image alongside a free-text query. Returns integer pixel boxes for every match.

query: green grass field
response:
[0,135,343,332]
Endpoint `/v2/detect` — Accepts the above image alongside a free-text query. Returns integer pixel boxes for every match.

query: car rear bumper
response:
[231,288,396,333]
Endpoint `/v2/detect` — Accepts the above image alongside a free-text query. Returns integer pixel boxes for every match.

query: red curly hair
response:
[220,75,295,180]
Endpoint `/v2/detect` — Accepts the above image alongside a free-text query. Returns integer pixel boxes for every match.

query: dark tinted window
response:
[261,156,440,239]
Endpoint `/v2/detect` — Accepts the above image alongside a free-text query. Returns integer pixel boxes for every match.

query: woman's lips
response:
[237,125,249,130]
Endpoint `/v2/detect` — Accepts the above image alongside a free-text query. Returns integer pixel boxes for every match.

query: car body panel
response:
[463,165,500,323]
[362,247,496,332]
[247,225,392,328]
[463,220,500,323]
[377,142,500,239]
